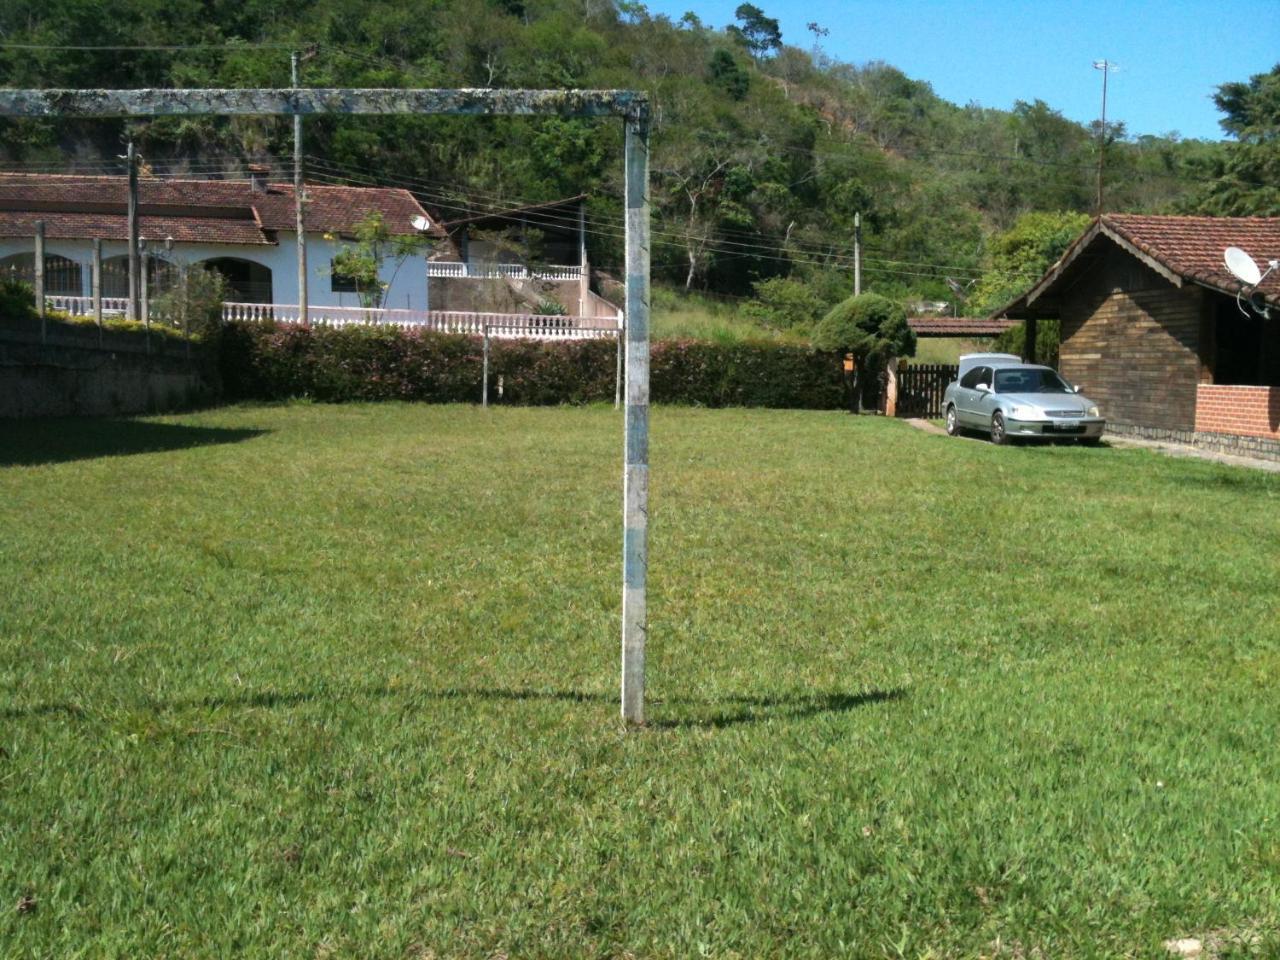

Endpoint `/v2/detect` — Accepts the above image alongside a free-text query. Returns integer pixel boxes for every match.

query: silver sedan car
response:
[943,362,1106,445]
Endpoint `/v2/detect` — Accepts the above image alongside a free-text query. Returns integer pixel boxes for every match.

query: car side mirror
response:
[976,383,990,393]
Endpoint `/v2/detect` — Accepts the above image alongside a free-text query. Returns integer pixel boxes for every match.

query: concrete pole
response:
[482,324,490,407]
[139,239,149,325]
[578,198,588,317]
[293,53,308,324]
[854,212,862,297]
[621,112,650,725]
[127,141,140,322]
[34,220,46,342]
[92,238,103,345]
[615,321,623,410]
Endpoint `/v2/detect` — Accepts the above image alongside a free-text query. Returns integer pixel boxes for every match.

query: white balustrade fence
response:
[46,295,130,317]
[220,302,622,340]
[425,261,583,281]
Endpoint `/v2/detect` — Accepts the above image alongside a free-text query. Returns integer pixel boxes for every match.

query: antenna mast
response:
[1092,59,1115,215]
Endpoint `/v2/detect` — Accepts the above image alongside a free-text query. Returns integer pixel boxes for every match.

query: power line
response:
[0,42,295,52]
[302,155,1000,280]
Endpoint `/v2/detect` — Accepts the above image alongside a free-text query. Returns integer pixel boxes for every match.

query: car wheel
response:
[945,405,959,436]
[990,411,1009,445]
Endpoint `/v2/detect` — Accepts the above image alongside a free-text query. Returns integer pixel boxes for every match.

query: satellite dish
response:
[411,214,431,232]
[1224,246,1263,286]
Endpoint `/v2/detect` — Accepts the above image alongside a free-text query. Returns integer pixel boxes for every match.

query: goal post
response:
[0,86,652,725]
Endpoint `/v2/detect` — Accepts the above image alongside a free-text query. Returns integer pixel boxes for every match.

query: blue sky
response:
[641,0,1280,141]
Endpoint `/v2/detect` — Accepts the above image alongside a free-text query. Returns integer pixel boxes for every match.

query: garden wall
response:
[219,322,846,410]
[0,315,215,418]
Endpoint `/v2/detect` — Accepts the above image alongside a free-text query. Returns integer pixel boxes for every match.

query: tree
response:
[708,49,750,101]
[969,211,1089,366]
[728,3,781,60]
[330,212,431,310]
[1190,64,1280,216]
[813,293,915,410]
[971,210,1091,315]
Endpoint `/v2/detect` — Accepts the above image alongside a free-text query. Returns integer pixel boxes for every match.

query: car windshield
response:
[993,369,1074,394]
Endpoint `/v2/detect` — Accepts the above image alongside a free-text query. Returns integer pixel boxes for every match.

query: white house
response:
[0,168,438,311]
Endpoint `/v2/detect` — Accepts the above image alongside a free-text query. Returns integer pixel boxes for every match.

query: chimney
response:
[248,163,270,193]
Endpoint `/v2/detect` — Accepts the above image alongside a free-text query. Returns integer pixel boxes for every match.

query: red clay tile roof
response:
[993,214,1280,318]
[907,316,1015,337]
[0,173,435,246]
[1103,214,1280,303]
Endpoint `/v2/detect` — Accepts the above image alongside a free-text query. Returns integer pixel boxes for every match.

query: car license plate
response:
[1058,420,1080,429]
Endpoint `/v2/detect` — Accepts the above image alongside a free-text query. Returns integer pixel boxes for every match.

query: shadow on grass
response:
[1,685,906,730]
[0,419,268,467]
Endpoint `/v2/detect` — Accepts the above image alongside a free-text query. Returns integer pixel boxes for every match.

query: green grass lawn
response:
[2,404,1279,959]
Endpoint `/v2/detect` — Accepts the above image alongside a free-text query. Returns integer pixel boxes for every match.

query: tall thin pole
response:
[34,220,46,342]
[853,212,862,296]
[615,318,623,410]
[482,324,490,407]
[127,141,140,322]
[1093,59,1112,216]
[578,198,588,316]
[621,111,650,726]
[139,237,150,353]
[92,237,103,346]
[292,52,308,325]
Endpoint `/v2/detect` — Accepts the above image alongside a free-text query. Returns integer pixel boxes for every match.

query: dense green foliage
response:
[2,405,1279,956]
[813,292,914,407]
[1187,63,1280,216]
[219,321,845,408]
[0,0,1238,311]
[813,292,914,361]
[970,211,1092,315]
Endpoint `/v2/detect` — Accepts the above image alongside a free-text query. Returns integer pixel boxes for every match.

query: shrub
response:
[741,277,830,332]
[220,321,845,409]
[814,293,916,410]
[0,278,38,323]
[150,266,228,342]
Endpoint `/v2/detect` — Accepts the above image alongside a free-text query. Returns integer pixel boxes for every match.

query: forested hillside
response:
[0,0,1264,312]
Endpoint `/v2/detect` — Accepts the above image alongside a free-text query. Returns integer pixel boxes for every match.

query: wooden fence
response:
[896,363,958,418]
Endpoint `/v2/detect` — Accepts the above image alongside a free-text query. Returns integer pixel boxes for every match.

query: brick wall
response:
[1195,384,1280,440]
[1058,246,1202,433]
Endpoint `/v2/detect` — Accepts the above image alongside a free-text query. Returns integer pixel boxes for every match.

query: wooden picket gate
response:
[896,363,958,418]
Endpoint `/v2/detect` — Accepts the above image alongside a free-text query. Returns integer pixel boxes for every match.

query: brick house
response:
[994,214,1280,460]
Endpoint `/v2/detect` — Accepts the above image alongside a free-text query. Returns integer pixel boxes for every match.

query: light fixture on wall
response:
[1223,246,1276,319]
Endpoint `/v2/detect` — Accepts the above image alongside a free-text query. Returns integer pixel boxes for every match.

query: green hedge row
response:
[219,321,846,409]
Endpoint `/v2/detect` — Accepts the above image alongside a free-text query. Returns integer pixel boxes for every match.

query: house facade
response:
[0,169,437,310]
[995,214,1280,460]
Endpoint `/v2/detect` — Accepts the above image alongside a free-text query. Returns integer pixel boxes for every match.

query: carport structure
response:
[0,86,653,724]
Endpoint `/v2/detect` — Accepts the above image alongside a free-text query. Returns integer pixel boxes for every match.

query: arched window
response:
[197,257,273,303]
[0,252,83,296]
[101,255,179,300]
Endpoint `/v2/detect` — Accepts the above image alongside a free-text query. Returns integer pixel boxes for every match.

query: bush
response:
[220,321,846,409]
[0,278,38,323]
[814,293,916,411]
[741,277,830,332]
[150,267,229,342]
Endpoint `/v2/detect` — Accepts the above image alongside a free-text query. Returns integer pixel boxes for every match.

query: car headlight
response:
[1008,404,1034,418]
[1087,405,1100,417]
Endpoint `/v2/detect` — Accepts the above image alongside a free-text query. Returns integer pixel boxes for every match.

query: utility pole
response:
[853,212,862,296]
[292,51,309,324]
[126,141,141,322]
[34,220,45,342]
[1092,60,1114,216]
